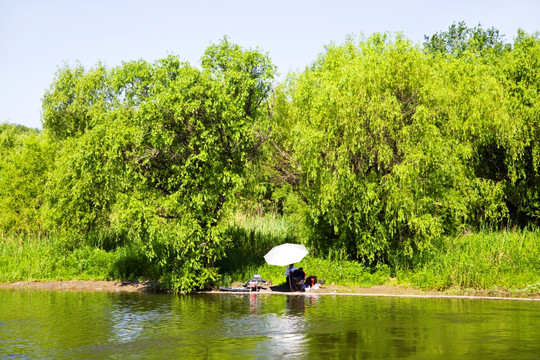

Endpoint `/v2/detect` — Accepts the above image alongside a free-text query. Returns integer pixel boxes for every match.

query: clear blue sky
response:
[1,0,539,129]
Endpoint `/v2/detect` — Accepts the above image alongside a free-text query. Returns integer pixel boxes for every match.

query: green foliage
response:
[40,38,276,292]
[399,228,540,292]
[272,34,510,263]
[42,63,111,139]
[0,233,160,283]
[216,212,295,281]
[0,234,111,282]
[424,21,510,58]
[501,30,540,225]
[0,124,53,233]
[2,28,540,294]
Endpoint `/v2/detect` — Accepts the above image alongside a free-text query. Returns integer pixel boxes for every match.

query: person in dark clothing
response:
[290,267,306,291]
[292,267,306,280]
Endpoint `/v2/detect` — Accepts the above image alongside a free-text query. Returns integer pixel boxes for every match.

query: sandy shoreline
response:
[1,280,538,301]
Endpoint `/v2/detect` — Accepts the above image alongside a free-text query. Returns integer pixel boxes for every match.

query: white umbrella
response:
[264,243,308,266]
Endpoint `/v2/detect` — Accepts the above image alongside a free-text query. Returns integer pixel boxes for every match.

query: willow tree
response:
[272,34,510,264]
[501,30,540,225]
[0,124,53,234]
[42,38,275,291]
[423,21,510,58]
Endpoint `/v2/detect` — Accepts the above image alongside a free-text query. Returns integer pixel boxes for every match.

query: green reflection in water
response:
[0,290,538,359]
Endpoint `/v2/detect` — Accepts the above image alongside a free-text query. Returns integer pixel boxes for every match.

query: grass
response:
[215,212,293,283]
[396,228,540,295]
[1,215,539,296]
[216,213,539,295]
[0,234,110,282]
[216,212,394,288]
[0,233,159,283]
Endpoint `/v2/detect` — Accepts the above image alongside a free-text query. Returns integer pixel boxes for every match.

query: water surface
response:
[0,290,538,359]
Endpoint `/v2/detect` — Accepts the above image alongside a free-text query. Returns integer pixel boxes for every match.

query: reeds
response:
[217,212,392,287]
[0,232,158,283]
[218,214,539,293]
[216,212,293,282]
[2,217,538,295]
[399,227,540,294]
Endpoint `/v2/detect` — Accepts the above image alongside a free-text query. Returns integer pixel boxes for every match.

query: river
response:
[0,290,538,359]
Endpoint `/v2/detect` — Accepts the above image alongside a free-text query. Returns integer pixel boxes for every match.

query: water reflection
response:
[109,296,169,343]
[0,290,538,359]
[251,295,307,359]
[286,295,306,315]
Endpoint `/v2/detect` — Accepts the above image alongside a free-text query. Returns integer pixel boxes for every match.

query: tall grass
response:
[216,212,391,287]
[218,213,539,294]
[2,215,538,295]
[216,212,293,282]
[0,233,160,283]
[398,228,540,294]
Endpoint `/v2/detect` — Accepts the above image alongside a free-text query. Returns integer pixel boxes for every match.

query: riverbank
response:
[0,280,160,293]
[1,280,538,300]
[2,222,539,296]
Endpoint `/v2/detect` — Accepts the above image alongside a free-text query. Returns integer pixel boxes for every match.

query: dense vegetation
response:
[1,24,539,293]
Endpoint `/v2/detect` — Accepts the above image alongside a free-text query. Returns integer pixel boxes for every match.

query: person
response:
[285,264,297,285]
[291,267,306,291]
[292,267,306,281]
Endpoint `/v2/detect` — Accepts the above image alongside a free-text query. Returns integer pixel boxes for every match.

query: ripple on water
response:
[0,291,538,359]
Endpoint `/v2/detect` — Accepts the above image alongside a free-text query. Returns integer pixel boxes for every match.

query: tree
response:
[501,30,540,225]
[272,34,510,264]
[42,63,111,139]
[424,21,510,59]
[0,124,53,233]
[42,38,276,291]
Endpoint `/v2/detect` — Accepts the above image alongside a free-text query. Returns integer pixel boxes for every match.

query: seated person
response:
[291,267,306,291]
[285,264,297,285]
[305,275,317,288]
[292,267,306,280]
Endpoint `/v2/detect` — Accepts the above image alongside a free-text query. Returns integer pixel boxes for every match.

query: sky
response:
[1,0,539,130]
